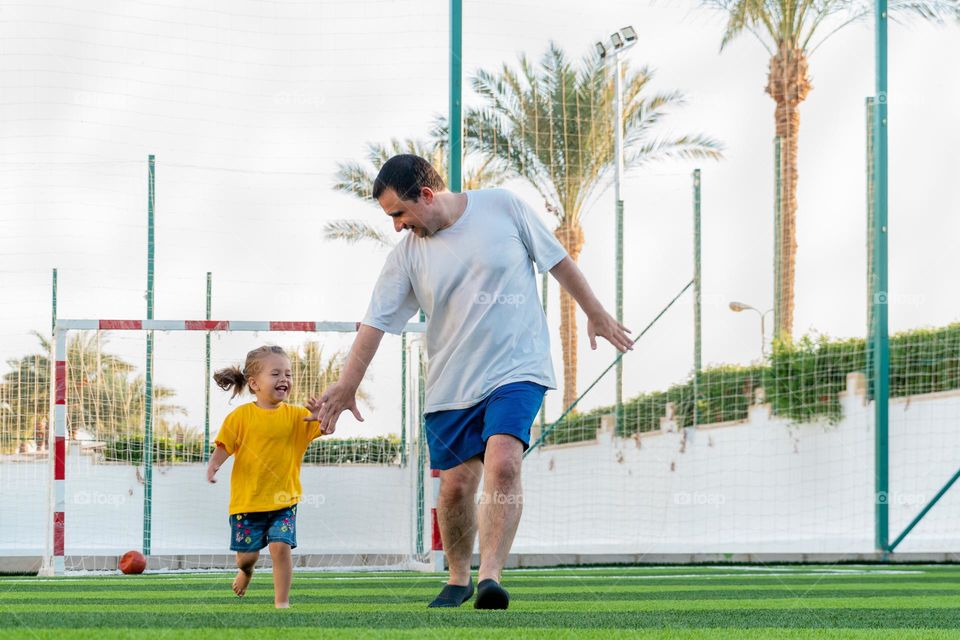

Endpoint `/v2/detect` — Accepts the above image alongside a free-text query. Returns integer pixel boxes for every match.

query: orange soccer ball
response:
[119,550,147,575]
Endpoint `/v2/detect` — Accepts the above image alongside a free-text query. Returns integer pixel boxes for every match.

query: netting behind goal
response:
[0,320,431,573]
[510,164,960,560]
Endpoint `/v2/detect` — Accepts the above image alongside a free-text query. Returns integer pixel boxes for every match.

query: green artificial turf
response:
[2,564,958,638]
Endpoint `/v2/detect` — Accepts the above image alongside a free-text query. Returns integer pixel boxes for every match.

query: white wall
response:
[518,375,960,554]
[2,375,958,559]
[0,456,418,556]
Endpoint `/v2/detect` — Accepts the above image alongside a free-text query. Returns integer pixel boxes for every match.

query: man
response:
[318,154,631,609]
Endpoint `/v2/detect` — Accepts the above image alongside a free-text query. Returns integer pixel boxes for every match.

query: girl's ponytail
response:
[213,365,247,399]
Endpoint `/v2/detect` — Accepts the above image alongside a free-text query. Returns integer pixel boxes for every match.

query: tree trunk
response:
[766,43,811,343]
[554,221,586,411]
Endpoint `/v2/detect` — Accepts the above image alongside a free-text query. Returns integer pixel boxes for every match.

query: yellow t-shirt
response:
[214,402,322,515]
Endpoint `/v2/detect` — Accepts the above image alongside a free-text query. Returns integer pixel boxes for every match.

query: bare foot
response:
[232,568,253,597]
[275,601,290,609]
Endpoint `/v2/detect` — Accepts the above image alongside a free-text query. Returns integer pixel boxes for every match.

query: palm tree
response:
[286,341,368,406]
[701,0,955,341]
[326,120,508,248]
[0,332,183,448]
[0,339,49,452]
[463,42,723,410]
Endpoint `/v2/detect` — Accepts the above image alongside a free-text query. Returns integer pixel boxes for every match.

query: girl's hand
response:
[206,443,229,483]
[305,397,322,423]
[305,397,335,435]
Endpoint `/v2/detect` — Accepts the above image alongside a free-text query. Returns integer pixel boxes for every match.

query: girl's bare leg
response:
[233,551,259,597]
[268,542,293,608]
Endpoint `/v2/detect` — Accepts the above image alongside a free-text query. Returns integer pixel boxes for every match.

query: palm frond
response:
[322,220,395,250]
[332,161,376,201]
[886,0,958,21]
[624,134,726,169]
[704,0,956,55]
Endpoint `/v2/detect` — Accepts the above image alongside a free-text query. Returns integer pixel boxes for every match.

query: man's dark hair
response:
[372,154,446,202]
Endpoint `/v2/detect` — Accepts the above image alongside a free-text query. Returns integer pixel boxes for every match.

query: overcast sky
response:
[1,0,957,438]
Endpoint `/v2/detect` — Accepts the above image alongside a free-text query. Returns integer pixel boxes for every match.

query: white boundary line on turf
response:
[7,568,932,583]
[504,566,929,575]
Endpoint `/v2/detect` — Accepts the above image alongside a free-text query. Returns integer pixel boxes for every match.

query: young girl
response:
[207,345,328,608]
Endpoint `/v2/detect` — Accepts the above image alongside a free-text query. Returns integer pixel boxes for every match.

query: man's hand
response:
[587,310,633,353]
[550,257,633,353]
[317,381,364,435]
[207,463,220,484]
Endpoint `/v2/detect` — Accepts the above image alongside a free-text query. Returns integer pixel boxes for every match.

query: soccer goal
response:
[8,318,437,575]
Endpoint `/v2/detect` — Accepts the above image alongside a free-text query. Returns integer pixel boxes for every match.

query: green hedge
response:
[545,364,764,445]
[542,323,960,446]
[766,324,960,423]
[888,323,960,397]
[542,411,606,446]
[766,334,865,423]
[103,435,206,464]
[103,434,404,466]
[303,436,402,465]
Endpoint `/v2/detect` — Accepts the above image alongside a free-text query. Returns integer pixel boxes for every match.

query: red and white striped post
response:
[50,327,67,575]
[430,469,444,571]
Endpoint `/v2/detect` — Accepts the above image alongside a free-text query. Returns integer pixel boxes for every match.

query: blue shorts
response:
[424,381,546,471]
[229,505,298,552]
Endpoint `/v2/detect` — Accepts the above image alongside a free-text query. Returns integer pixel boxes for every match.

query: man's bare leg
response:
[477,434,523,584]
[427,457,483,607]
[437,457,483,585]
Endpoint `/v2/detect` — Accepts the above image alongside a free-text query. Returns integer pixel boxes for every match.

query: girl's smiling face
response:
[248,352,292,407]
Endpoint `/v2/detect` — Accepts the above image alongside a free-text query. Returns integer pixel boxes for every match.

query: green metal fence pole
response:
[400,332,407,467]
[889,467,960,552]
[866,97,876,402]
[615,198,624,433]
[873,0,890,555]
[415,310,426,555]
[539,272,547,434]
[51,268,58,337]
[203,272,212,462]
[693,170,702,426]
[449,0,462,193]
[773,137,783,344]
[143,154,156,556]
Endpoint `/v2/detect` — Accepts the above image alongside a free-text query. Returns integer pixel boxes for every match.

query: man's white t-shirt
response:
[362,188,568,413]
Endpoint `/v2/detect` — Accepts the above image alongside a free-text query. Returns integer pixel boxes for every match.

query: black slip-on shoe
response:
[474,578,509,610]
[427,577,474,608]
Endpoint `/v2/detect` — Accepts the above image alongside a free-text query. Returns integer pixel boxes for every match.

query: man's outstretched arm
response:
[317,324,386,432]
[549,256,633,353]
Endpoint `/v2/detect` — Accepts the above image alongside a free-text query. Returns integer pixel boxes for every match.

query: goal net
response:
[0,319,432,574]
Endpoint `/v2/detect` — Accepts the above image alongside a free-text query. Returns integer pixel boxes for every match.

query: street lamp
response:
[729,301,773,358]
[596,25,637,432]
